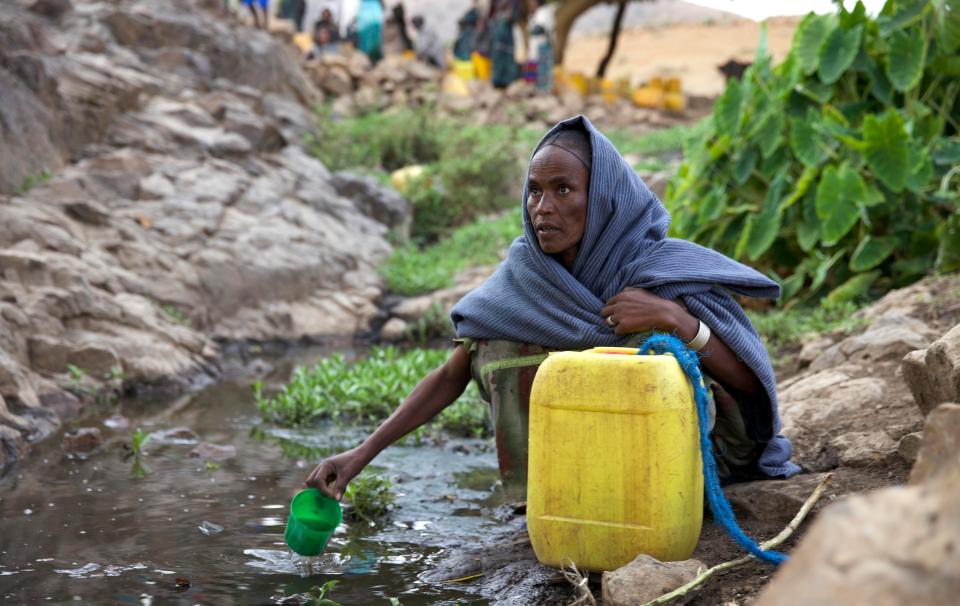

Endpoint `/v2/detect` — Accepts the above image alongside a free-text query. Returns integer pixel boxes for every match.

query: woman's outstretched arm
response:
[306,344,473,499]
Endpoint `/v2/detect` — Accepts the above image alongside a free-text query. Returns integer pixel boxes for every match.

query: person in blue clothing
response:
[356,0,385,63]
[304,116,800,501]
[241,0,269,29]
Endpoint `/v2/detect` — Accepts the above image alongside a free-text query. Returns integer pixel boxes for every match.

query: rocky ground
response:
[416,273,960,604]
[0,0,412,471]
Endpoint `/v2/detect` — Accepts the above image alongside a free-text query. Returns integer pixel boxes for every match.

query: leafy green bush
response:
[344,472,396,523]
[254,347,490,437]
[668,0,960,304]
[308,106,441,172]
[380,207,521,296]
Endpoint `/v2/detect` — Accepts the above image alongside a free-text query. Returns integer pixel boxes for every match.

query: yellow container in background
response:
[453,59,475,81]
[471,52,492,80]
[527,347,703,572]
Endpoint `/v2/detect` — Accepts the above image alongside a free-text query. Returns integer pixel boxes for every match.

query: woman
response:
[490,0,520,88]
[526,0,555,91]
[356,0,384,63]
[307,116,799,500]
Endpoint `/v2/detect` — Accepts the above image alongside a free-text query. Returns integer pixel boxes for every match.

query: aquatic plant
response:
[344,472,395,523]
[254,347,491,438]
[304,580,343,606]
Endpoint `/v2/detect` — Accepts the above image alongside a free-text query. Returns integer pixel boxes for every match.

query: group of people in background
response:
[266,0,555,91]
[455,0,555,90]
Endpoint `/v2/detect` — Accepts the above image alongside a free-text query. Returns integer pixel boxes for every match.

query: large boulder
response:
[330,171,412,238]
[902,324,960,415]
[754,403,960,606]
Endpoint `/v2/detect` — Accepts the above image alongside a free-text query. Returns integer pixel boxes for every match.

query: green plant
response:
[304,580,343,606]
[380,207,521,296]
[131,427,149,456]
[255,347,491,437]
[402,303,454,344]
[344,472,395,523]
[15,169,51,195]
[157,302,191,327]
[667,0,960,304]
[748,300,870,354]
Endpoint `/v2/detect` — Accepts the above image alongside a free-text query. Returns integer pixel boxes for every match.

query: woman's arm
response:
[306,344,473,498]
[601,289,764,396]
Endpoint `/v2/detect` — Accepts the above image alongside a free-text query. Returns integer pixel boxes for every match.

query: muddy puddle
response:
[0,348,510,605]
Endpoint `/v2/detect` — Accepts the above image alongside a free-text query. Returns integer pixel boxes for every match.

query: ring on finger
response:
[606,315,617,327]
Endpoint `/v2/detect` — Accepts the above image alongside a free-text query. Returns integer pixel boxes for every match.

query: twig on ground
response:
[562,559,597,606]
[641,472,834,606]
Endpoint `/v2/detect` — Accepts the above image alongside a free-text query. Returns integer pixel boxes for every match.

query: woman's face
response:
[526,145,589,269]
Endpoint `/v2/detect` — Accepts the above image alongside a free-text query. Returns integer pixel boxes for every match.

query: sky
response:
[684,0,887,21]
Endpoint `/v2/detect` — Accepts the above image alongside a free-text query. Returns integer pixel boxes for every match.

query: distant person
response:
[526,0,554,91]
[241,0,269,29]
[491,0,520,88]
[279,0,306,31]
[453,2,480,61]
[306,16,342,59]
[383,2,414,55]
[412,15,445,69]
[356,0,385,63]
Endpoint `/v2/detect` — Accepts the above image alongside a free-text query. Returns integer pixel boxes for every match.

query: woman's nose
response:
[535,193,556,214]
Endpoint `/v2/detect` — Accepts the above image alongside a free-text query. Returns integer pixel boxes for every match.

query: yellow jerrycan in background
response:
[526,347,703,572]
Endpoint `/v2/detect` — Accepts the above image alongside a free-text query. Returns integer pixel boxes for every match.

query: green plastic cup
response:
[284,489,343,556]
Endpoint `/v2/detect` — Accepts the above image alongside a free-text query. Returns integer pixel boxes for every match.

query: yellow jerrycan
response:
[526,347,703,572]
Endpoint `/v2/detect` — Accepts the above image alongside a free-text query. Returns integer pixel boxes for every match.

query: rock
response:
[829,430,898,467]
[64,200,111,226]
[319,65,354,96]
[103,414,129,430]
[62,427,103,456]
[910,403,960,484]
[902,324,960,415]
[778,367,885,434]
[808,312,937,372]
[198,520,223,536]
[897,431,924,465]
[754,474,960,605]
[29,0,71,20]
[190,442,237,460]
[138,172,175,200]
[797,336,835,368]
[380,318,408,342]
[724,473,833,525]
[149,427,199,445]
[330,171,412,236]
[602,555,705,606]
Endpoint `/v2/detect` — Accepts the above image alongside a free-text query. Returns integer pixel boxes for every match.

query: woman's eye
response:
[529,187,541,196]
[558,185,571,195]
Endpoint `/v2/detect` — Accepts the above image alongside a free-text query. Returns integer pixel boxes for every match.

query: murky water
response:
[0,348,508,605]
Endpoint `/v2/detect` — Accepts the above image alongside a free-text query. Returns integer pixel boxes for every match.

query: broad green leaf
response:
[878,0,930,35]
[790,114,822,167]
[760,146,789,180]
[862,111,910,192]
[825,271,880,305]
[795,80,834,104]
[906,145,933,192]
[937,0,960,53]
[779,270,806,301]
[708,134,732,159]
[793,13,832,75]
[816,162,868,245]
[699,187,726,222]
[885,28,926,92]
[930,53,960,76]
[850,236,897,271]
[810,249,846,291]
[733,147,759,184]
[784,165,819,209]
[714,79,743,135]
[745,175,787,260]
[797,190,820,252]
[932,137,960,165]
[936,214,960,272]
[818,25,864,84]
[756,112,786,158]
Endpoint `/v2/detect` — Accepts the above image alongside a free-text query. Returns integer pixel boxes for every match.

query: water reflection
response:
[0,347,502,605]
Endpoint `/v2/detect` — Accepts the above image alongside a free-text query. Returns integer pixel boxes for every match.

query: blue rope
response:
[636,333,787,566]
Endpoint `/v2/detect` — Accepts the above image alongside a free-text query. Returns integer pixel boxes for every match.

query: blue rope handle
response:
[637,333,787,566]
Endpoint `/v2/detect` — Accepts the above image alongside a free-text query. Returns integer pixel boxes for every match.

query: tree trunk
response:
[596,0,627,78]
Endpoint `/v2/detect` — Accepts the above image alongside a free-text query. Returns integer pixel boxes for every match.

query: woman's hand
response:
[305,447,369,501]
[600,288,686,336]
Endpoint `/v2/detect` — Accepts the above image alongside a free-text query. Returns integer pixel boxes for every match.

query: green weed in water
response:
[304,580,343,606]
[255,347,490,438]
[344,472,395,523]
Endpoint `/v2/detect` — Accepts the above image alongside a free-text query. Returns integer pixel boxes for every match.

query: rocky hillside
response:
[0,0,409,470]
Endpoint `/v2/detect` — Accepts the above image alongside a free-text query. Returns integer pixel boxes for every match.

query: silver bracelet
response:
[686,320,711,352]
